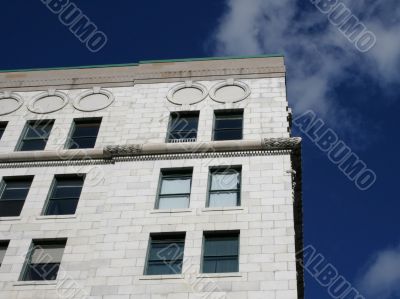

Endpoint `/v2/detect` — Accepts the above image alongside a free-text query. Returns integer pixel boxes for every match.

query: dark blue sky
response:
[1,1,399,298]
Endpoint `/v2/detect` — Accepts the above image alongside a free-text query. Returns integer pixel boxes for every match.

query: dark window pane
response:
[214,129,242,141]
[213,111,243,141]
[45,199,79,215]
[203,257,239,273]
[168,113,199,141]
[1,188,30,200]
[69,137,97,149]
[68,119,101,149]
[73,123,100,137]
[215,118,242,130]
[25,124,52,139]
[204,237,239,256]
[0,200,25,217]
[149,242,184,261]
[45,177,83,215]
[146,235,185,275]
[23,263,60,281]
[171,117,198,131]
[202,233,239,273]
[53,186,82,199]
[147,260,182,275]
[19,139,47,151]
[0,123,7,140]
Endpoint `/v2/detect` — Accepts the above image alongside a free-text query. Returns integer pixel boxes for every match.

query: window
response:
[0,176,33,217]
[21,239,66,281]
[167,112,199,142]
[0,122,7,140]
[213,110,243,141]
[43,175,85,216]
[66,118,101,149]
[0,241,9,267]
[145,233,185,275]
[156,169,192,209]
[202,231,239,273]
[208,167,241,207]
[16,120,54,151]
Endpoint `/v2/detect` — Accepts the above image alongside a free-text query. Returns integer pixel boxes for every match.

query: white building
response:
[0,56,304,299]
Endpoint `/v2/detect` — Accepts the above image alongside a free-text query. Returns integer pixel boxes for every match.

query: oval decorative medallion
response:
[28,90,69,114]
[73,88,114,112]
[0,92,23,115]
[167,81,208,105]
[209,79,251,103]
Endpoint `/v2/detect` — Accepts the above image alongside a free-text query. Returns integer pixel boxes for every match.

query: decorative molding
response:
[0,92,24,115]
[166,81,208,105]
[104,144,143,156]
[0,138,301,167]
[27,90,69,114]
[73,87,115,112]
[209,79,251,103]
[263,137,302,150]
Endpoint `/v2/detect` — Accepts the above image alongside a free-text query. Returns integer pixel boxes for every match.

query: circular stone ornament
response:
[73,88,115,112]
[209,79,251,103]
[167,81,208,105]
[0,92,24,115]
[28,90,69,114]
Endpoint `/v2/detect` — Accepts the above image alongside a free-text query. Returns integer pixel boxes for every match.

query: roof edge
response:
[0,54,284,73]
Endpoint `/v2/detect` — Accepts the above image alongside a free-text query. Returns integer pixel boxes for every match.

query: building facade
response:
[0,56,303,299]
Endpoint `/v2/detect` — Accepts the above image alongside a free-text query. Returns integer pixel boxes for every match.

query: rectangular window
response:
[208,167,241,207]
[21,239,66,281]
[0,122,7,140]
[66,118,101,149]
[43,175,85,216]
[17,120,54,151]
[167,112,199,142]
[145,233,185,275]
[0,241,9,267]
[0,176,33,217]
[156,169,192,209]
[202,231,239,273]
[213,110,243,141]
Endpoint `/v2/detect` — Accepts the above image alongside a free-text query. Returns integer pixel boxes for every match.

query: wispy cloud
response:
[357,244,400,299]
[211,0,400,130]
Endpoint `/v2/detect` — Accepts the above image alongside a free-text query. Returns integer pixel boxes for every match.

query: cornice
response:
[0,138,301,167]
[0,57,285,91]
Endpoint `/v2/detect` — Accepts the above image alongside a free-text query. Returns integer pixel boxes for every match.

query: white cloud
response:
[211,0,400,130]
[357,245,400,299]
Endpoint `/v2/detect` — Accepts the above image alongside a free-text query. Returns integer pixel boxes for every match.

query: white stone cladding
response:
[0,58,302,299]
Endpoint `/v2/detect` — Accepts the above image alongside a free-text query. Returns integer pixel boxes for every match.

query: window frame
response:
[207,166,242,208]
[144,232,186,276]
[20,238,67,281]
[15,120,55,151]
[65,118,102,149]
[155,168,193,210]
[0,176,34,217]
[201,231,240,274]
[0,122,7,141]
[42,174,85,216]
[212,109,244,141]
[166,111,199,143]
